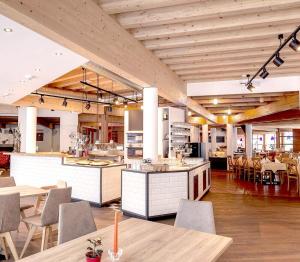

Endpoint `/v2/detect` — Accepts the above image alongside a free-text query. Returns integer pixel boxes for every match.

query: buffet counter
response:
[9,153,126,206]
[121,161,211,220]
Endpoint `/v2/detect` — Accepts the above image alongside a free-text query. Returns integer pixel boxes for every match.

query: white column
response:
[232,127,238,153]
[60,112,78,152]
[143,87,158,161]
[226,124,233,157]
[210,128,217,153]
[18,107,37,153]
[245,124,253,158]
[202,124,209,160]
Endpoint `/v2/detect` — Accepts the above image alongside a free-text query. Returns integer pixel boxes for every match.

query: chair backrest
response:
[174,199,216,234]
[252,158,261,170]
[58,201,96,244]
[0,177,16,188]
[57,180,67,188]
[0,193,20,233]
[41,187,72,226]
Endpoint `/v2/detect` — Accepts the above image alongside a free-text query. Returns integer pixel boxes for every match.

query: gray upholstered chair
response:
[0,177,34,230]
[0,193,20,261]
[20,187,72,258]
[174,199,216,234]
[58,201,97,244]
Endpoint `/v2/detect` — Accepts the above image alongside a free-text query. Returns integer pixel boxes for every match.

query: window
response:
[280,131,293,152]
[252,134,263,151]
[265,133,276,151]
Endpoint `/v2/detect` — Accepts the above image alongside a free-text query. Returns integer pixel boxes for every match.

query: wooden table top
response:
[0,185,48,197]
[19,218,232,262]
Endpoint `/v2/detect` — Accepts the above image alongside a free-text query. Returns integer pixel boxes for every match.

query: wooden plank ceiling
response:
[191,91,298,115]
[98,0,300,82]
[38,67,173,107]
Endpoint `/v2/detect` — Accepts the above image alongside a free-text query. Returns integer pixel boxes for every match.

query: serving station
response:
[121,159,211,220]
[10,153,126,206]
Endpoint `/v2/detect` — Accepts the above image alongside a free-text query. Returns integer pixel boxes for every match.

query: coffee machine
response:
[184,143,206,159]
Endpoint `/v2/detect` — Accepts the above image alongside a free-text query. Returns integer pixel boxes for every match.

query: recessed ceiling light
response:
[55,52,63,56]
[227,109,231,115]
[213,98,218,105]
[25,74,34,80]
[3,28,13,33]
[34,68,41,72]
[188,111,192,116]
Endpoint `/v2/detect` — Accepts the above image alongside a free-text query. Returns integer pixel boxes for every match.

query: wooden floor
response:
[5,170,300,261]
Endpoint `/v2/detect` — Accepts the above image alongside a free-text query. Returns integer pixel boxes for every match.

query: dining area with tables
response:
[2,0,300,261]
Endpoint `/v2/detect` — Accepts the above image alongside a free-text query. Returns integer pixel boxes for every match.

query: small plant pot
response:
[86,252,101,262]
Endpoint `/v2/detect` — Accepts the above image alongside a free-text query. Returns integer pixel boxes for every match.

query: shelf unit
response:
[126,131,143,159]
[170,122,191,151]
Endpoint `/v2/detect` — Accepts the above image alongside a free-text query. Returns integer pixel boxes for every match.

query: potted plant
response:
[86,237,103,262]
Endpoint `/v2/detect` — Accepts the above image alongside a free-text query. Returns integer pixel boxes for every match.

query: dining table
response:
[18,218,233,262]
[0,185,48,198]
[261,162,287,173]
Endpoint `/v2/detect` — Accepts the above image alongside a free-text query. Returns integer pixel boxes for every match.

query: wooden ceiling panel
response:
[98,1,300,83]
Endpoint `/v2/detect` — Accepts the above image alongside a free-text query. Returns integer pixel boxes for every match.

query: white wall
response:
[36,124,60,152]
[190,126,200,142]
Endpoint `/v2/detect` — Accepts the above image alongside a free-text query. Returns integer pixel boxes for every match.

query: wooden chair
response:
[35,180,67,212]
[246,158,255,181]
[58,201,96,244]
[238,156,247,180]
[287,161,299,193]
[20,187,72,258]
[252,158,262,183]
[0,193,20,261]
[175,199,216,234]
[0,177,34,230]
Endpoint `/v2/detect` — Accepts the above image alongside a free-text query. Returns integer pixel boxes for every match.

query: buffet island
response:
[121,159,211,220]
[9,152,126,206]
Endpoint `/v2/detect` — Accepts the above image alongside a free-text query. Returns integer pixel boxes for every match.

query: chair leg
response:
[0,236,8,260]
[288,176,290,191]
[20,225,37,258]
[20,210,30,231]
[48,226,53,248]
[4,232,19,261]
[34,196,42,214]
[41,226,50,251]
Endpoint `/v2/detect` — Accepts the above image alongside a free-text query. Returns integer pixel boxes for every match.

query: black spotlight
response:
[273,53,284,67]
[39,95,45,104]
[123,100,128,108]
[259,68,269,79]
[107,106,113,112]
[85,101,91,110]
[247,82,255,92]
[62,98,68,107]
[289,36,300,52]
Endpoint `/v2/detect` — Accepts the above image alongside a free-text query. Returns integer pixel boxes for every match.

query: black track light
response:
[289,36,300,52]
[273,53,284,67]
[247,82,255,92]
[85,101,91,110]
[39,95,45,104]
[62,98,68,107]
[259,68,269,79]
[123,100,128,108]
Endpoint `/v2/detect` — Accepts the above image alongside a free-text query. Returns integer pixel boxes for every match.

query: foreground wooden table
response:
[19,218,232,262]
[0,185,47,198]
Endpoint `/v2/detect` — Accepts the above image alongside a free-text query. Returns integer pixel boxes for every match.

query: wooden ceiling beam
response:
[143,23,299,50]
[204,102,268,108]
[176,61,300,76]
[192,92,296,100]
[0,0,211,121]
[232,94,300,123]
[195,97,280,104]
[154,37,279,58]
[131,7,300,40]
[169,54,300,70]
[98,0,199,14]
[116,0,300,29]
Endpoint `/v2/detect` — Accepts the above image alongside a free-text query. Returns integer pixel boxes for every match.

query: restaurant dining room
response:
[1,0,300,261]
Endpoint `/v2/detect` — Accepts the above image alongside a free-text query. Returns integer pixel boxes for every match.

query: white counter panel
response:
[148,172,187,217]
[122,171,146,216]
[11,155,101,203]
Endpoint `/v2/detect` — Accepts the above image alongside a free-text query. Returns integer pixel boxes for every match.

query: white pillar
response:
[226,124,233,157]
[232,127,238,153]
[143,87,158,161]
[211,128,217,153]
[202,124,209,160]
[60,112,78,152]
[245,124,253,158]
[18,107,37,153]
